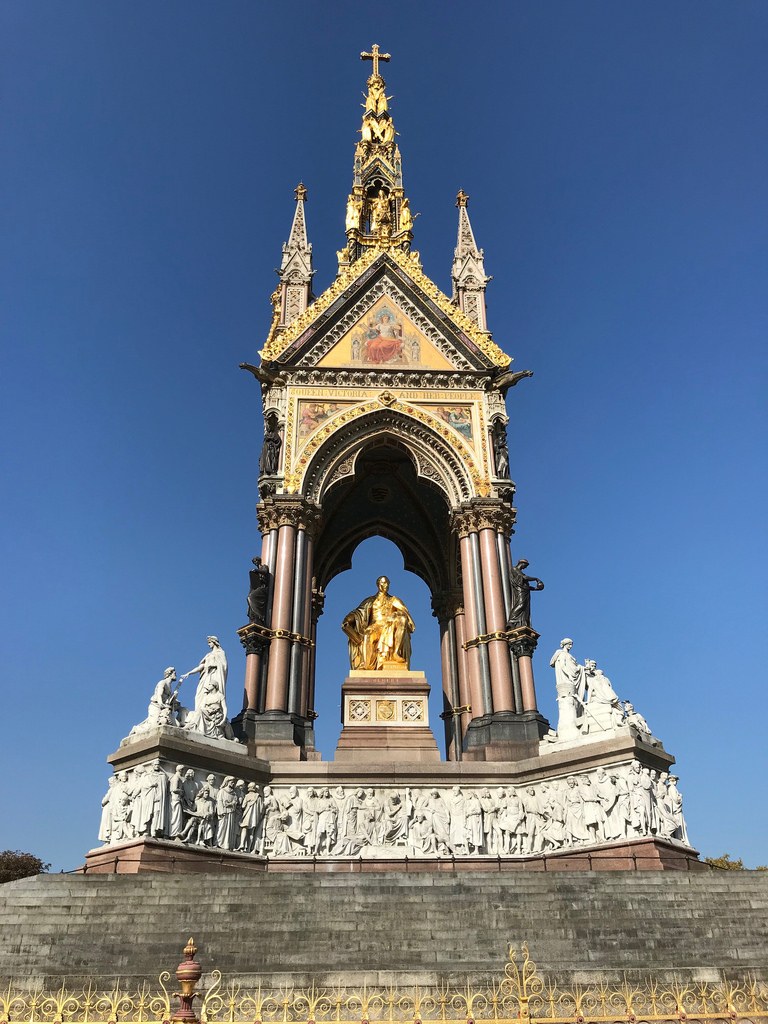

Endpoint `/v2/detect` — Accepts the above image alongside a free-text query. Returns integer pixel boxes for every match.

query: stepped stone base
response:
[82,835,701,874]
[1,870,766,988]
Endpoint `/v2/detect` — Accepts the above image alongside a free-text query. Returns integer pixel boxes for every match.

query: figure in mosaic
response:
[342,575,415,670]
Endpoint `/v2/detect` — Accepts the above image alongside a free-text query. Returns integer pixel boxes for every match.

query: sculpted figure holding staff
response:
[342,575,415,671]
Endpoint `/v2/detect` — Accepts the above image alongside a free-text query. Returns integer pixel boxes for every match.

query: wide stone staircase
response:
[1,870,767,988]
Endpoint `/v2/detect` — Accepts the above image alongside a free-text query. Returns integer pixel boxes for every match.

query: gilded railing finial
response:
[172,938,202,1023]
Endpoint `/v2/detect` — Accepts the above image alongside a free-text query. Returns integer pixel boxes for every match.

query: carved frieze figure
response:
[342,575,415,671]
[259,412,282,476]
[246,557,270,625]
[98,778,115,844]
[169,765,186,838]
[238,782,264,854]
[582,660,623,732]
[550,639,586,740]
[180,637,234,740]
[216,777,239,851]
[147,759,170,838]
[128,667,180,737]
[628,762,654,835]
[507,559,544,629]
[492,420,510,478]
[666,775,689,845]
[314,787,338,855]
[109,772,134,842]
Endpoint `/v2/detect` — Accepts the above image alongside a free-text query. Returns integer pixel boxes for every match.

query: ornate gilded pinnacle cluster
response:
[340,44,414,264]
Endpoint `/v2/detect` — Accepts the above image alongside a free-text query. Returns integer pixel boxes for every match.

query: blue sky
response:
[2,1,766,870]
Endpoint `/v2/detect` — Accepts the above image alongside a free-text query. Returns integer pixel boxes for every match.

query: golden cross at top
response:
[360,43,391,78]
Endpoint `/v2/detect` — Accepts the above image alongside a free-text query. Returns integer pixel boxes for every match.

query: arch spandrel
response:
[293,402,489,506]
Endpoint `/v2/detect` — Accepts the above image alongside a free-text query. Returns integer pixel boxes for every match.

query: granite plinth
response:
[83,834,701,875]
[335,671,440,762]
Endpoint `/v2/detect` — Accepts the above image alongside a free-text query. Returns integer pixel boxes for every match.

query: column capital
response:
[450,498,516,537]
[507,624,540,659]
[311,586,326,623]
[257,495,323,537]
[237,622,272,656]
[431,588,463,622]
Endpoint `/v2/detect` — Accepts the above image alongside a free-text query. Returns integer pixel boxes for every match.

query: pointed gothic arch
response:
[301,406,475,509]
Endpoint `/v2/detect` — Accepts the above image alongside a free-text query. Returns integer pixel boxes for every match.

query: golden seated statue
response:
[342,575,415,671]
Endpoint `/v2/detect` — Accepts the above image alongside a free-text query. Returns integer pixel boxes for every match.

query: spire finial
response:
[294,182,307,202]
[456,189,469,209]
[360,43,391,78]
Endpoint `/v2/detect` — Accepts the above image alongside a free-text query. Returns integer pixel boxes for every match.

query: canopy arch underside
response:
[312,440,455,596]
[301,408,475,510]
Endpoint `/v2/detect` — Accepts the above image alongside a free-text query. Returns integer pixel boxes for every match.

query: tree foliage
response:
[0,850,50,884]
[705,853,768,871]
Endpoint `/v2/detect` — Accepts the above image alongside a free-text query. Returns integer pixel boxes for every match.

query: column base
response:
[462,710,550,762]
[232,709,321,762]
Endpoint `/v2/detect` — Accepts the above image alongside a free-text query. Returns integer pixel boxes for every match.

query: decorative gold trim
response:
[260,248,510,369]
[284,394,490,497]
[3,941,766,1024]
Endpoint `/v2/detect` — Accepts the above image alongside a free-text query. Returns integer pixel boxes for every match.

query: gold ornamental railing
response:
[1,941,766,1024]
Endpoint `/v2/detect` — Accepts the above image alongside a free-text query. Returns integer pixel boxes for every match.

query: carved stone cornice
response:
[450,499,516,538]
[257,496,323,538]
[280,368,491,390]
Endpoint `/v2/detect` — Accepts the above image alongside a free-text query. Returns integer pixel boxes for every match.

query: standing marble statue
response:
[507,559,544,629]
[550,639,586,740]
[180,636,234,740]
[247,557,270,625]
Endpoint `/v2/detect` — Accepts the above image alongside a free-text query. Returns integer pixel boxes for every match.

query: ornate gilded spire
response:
[276,183,314,328]
[341,45,414,266]
[451,190,490,331]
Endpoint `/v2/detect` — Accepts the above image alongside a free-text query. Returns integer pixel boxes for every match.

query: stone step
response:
[2,871,766,987]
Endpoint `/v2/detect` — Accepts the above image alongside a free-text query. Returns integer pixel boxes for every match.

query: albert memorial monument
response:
[86,45,695,874]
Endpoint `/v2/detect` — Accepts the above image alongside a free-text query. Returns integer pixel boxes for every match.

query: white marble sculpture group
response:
[127,637,237,743]
[548,638,658,746]
[98,760,689,857]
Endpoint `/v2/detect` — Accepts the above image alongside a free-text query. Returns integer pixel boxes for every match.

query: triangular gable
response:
[260,248,510,370]
[316,295,456,371]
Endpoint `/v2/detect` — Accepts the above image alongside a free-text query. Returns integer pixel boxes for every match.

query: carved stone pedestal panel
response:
[335,671,440,762]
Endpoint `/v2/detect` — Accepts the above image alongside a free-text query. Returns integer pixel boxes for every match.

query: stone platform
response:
[83,834,700,874]
[1,870,767,988]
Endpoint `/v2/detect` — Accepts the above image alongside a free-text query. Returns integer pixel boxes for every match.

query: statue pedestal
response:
[334,670,440,762]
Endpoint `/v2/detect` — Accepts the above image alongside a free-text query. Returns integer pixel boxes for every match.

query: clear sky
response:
[2,1,766,871]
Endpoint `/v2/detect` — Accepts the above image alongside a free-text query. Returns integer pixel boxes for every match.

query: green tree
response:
[0,850,50,884]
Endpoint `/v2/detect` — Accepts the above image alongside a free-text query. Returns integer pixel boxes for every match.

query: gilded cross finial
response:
[361,44,391,78]
[294,182,307,202]
[456,189,470,208]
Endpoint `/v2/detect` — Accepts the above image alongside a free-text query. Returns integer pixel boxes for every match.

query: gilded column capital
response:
[508,624,540,660]
[257,496,323,538]
[237,622,271,657]
[450,499,516,537]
